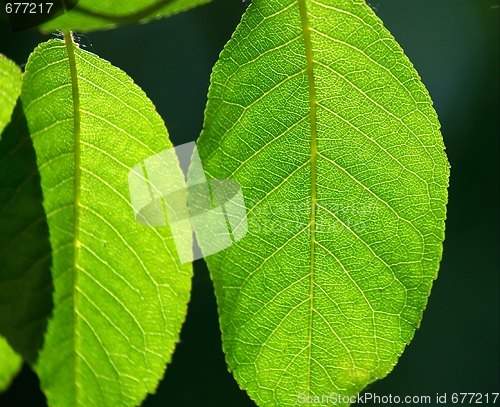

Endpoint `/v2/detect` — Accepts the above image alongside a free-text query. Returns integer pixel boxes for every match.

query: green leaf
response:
[0,102,53,365]
[0,334,22,392]
[0,54,22,140]
[196,0,450,405]
[0,54,25,395]
[21,38,192,406]
[39,0,211,33]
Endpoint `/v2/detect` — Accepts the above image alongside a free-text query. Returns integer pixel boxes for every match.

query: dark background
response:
[0,0,498,405]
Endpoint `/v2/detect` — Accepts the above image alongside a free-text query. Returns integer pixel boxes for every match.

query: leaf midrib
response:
[64,31,81,403]
[297,0,317,394]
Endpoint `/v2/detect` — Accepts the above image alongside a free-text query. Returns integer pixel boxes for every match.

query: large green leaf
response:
[0,54,21,140]
[0,334,22,392]
[21,38,192,406]
[0,102,53,365]
[197,0,449,405]
[39,0,211,33]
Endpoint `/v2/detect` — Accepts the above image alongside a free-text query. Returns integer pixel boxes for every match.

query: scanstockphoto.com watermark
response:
[128,141,380,264]
[247,199,380,237]
[297,392,500,404]
[297,393,432,405]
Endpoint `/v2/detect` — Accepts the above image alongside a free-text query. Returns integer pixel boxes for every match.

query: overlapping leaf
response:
[0,54,21,139]
[21,38,192,407]
[197,0,449,405]
[0,55,45,391]
[0,334,21,392]
[0,102,53,366]
[39,0,211,33]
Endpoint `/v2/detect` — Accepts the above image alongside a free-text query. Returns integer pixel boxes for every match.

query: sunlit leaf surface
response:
[0,54,21,139]
[0,335,22,392]
[197,0,449,405]
[39,0,212,33]
[21,39,192,407]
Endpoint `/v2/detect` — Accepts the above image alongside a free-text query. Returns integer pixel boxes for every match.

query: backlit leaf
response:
[39,0,212,33]
[0,54,21,140]
[21,38,192,407]
[196,0,449,405]
[0,102,53,366]
[0,334,22,392]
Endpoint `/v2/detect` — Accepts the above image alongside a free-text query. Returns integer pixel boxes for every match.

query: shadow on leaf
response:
[0,102,53,366]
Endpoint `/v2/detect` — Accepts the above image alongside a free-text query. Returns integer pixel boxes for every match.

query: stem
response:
[63,29,81,401]
[298,0,318,396]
